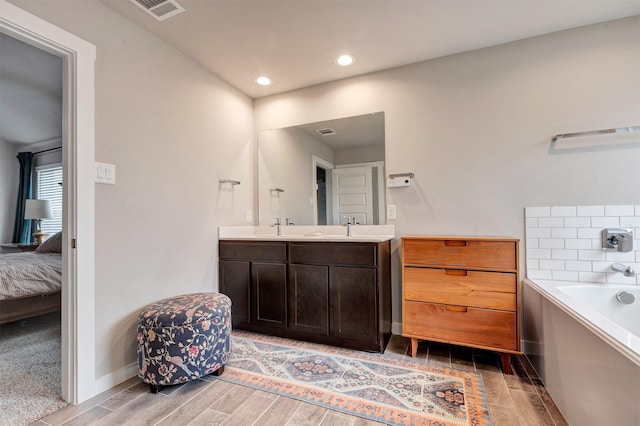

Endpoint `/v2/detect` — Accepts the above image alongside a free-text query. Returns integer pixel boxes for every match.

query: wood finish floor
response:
[34,335,567,426]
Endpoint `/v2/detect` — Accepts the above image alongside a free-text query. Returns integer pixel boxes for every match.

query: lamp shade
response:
[24,199,53,220]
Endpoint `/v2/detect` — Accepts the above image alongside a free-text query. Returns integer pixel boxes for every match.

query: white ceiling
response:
[101,0,640,98]
[1,1,639,147]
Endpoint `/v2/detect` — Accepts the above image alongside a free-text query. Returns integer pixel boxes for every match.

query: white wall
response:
[0,140,18,242]
[254,16,640,333]
[10,0,254,383]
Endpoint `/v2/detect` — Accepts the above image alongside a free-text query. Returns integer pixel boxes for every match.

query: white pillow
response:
[35,231,62,253]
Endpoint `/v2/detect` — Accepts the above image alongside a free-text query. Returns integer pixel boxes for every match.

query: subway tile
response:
[578,271,607,283]
[527,228,551,239]
[620,217,640,228]
[538,239,564,249]
[578,249,606,261]
[526,238,539,249]
[551,249,577,260]
[552,270,579,281]
[540,260,565,270]
[577,228,601,239]
[605,251,636,262]
[527,248,551,259]
[592,261,613,273]
[577,205,604,216]
[564,217,590,228]
[551,228,577,239]
[607,273,637,284]
[526,218,538,228]
[636,205,640,216]
[525,207,550,218]
[526,259,539,270]
[538,218,564,228]
[550,206,576,217]
[564,239,591,250]
[564,260,592,272]
[528,269,553,279]
[605,205,634,216]
[591,216,620,228]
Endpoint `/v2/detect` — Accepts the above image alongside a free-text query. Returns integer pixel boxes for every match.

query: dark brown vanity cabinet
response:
[219,241,287,330]
[219,239,391,352]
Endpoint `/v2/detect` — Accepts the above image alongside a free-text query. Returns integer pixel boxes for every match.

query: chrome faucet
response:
[611,263,635,277]
[343,217,358,236]
[285,217,294,226]
[272,217,282,236]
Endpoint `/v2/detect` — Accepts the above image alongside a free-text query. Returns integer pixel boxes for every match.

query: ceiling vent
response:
[316,128,335,136]
[131,0,185,21]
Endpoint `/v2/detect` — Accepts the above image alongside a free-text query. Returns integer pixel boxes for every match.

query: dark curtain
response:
[11,152,33,243]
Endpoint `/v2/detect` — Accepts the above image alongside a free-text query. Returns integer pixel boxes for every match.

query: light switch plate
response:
[387,204,397,220]
[246,210,253,223]
[95,162,116,185]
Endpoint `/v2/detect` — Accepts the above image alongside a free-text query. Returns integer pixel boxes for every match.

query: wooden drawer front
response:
[404,301,517,351]
[290,243,376,267]
[403,239,516,270]
[404,267,516,311]
[219,242,287,262]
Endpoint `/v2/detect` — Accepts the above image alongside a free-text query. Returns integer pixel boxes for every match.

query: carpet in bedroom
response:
[0,312,68,426]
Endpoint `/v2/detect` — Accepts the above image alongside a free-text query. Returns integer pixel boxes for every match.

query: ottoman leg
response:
[213,365,225,376]
[149,384,161,394]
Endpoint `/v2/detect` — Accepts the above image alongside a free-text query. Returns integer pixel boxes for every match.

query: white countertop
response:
[219,225,394,243]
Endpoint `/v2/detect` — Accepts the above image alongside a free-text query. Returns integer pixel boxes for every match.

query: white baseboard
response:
[521,339,542,356]
[93,362,139,396]
[391,322,402,335]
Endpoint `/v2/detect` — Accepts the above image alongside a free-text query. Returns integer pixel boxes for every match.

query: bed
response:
[0,232,62,325]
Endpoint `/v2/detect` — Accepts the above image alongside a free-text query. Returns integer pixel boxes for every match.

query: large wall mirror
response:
[258,112,385,226]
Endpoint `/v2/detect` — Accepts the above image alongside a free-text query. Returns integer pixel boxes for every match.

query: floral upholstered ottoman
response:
[136,292,231,393]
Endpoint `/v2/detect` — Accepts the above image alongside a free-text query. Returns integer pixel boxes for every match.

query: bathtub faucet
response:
[611,263,635,277]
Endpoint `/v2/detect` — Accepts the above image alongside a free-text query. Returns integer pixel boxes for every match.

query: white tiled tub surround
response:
[525,205,640,284]
[524,205,640,426]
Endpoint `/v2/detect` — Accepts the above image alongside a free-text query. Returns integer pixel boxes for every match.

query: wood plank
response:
[287,403,329,426]
[404,267,516,310]
[488,403,522,426]
[255,396,303,426]
[58,406,112,426]
[402,238,517,270]
[404,301,518,351]
[321,411,356,425]
[38,376,141,426]
[480,370,513,407]
[208,384,256,415]
[221,392,275,426]
[157,380,235,425]
[98,382,148,411]
[509,389,555,426]
[189,408,228,426]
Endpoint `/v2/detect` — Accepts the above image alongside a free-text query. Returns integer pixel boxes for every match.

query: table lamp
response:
[24,199,53,244]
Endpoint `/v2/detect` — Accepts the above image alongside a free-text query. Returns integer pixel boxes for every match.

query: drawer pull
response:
[445,305,468,312]
[444,240,467,247]
[445,269,468,276]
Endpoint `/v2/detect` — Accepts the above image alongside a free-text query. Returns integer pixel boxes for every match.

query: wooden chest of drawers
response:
[402,236,520,374]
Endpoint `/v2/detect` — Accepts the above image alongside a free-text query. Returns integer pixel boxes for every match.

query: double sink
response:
[218,224,395,242]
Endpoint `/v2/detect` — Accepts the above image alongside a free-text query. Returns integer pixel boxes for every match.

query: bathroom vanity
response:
[218,226,393,352]
[401,236,520,373]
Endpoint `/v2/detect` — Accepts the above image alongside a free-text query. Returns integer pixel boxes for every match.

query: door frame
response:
[311,155,334,225]
[0,0,96,403]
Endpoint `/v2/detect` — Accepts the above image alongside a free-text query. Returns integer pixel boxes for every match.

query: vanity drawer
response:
[403,238,517,270]
[403,301,517,351]
[289,243,377,267]
[219,241,287,262]
[404,267,516,311]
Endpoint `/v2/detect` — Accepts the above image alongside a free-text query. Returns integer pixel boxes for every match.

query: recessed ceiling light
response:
[336,54,355,66]
[256,76,272,86]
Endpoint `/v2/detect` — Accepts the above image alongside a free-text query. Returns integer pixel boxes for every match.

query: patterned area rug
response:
[220,331,492,426]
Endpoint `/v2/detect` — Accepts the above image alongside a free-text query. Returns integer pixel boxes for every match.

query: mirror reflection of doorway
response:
[316,166,327,225]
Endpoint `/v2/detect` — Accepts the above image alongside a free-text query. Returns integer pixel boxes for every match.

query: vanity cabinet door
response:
[252,262,287,329]
[330,266,377,344]
[288,264,329,335]
[219,260,250,327]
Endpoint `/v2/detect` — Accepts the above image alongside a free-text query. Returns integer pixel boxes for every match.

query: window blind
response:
[36,165,63,235]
